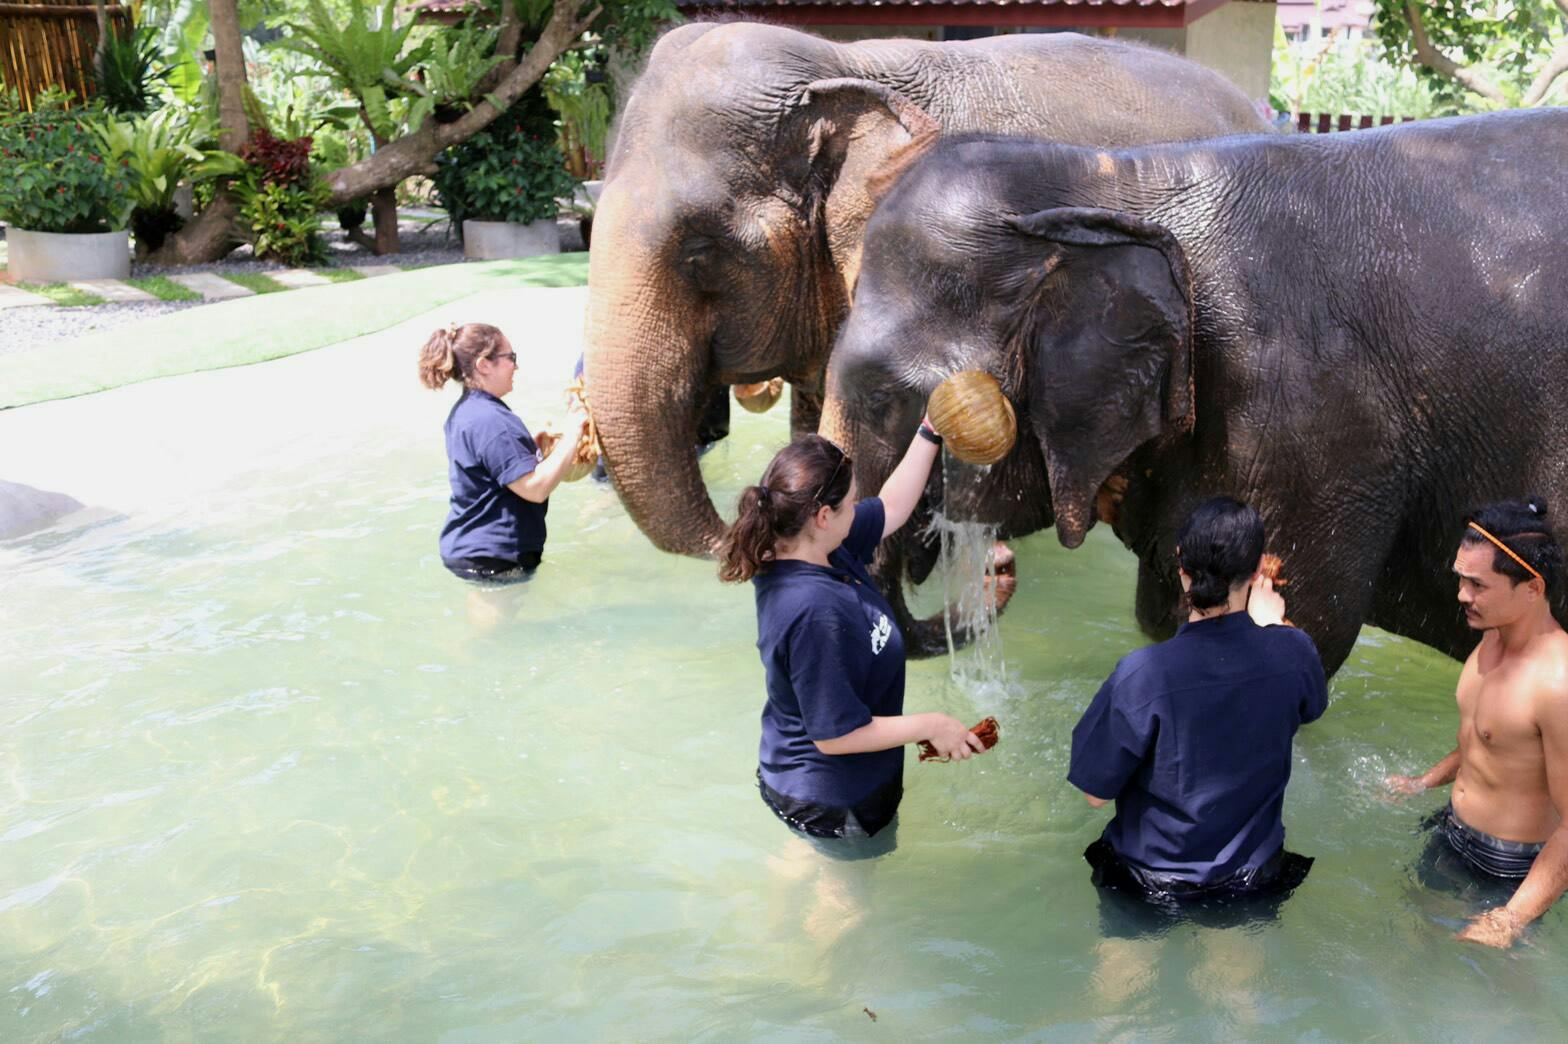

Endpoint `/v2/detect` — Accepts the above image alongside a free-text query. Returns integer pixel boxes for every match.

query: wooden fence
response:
[0,0,132,110]
[1296,112,1418,134]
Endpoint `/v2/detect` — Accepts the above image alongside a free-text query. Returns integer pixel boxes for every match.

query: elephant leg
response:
[695,385,731,448]
[790,383,824,438]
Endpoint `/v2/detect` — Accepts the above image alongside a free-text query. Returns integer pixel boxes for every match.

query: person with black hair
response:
[718,428,999,848]
[1386,498,1568,948]
[1068,496,1328,910]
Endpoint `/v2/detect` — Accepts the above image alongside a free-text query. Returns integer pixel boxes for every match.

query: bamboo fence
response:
[0,0,132,110]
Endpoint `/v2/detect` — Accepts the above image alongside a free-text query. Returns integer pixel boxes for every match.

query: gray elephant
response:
[0,479,83,541]
[583,21,1270,558]
[823,110,1568,672]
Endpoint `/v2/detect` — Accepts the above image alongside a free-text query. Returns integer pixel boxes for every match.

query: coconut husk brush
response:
[734,377,785,414]
[918,716,1000,762]
[1256,553,1294,626]
[536,378,602,482]
[926,371,1017,466]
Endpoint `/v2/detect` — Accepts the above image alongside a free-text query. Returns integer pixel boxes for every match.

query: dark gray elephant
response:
[584,21,1270,557]
[822,110,1568,671]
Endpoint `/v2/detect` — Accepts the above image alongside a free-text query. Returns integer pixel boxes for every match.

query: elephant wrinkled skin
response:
[825,110,1568,673]
[584,21,1269,557]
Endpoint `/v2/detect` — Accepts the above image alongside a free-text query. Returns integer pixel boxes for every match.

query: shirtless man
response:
[1387,500,1568,948]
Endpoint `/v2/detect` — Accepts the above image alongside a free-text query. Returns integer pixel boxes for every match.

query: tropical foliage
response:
[233,128,332,263]
[270,0,423,140]
[1271,26,1443,118]
[1370,0,1568,108]
[431,90,578,226]
[88,107,243,252]
[94,25,171,113]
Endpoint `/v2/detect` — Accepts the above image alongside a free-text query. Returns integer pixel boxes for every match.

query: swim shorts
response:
[1431,803,1543,880]
[443,551,542,585]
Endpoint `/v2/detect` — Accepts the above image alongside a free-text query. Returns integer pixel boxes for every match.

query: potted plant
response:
[431,91,578,260]
[0,91,134,282]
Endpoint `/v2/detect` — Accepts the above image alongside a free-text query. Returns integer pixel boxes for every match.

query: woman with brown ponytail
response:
[418,323,588,583]
[720,426,991,847]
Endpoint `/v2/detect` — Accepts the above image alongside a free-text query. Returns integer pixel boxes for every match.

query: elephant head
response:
[585,23,1268,558]
[585,24,937,556]
[823,137,1195,612]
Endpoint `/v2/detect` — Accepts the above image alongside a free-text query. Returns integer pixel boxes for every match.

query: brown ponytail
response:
[417,322,508,390]
[719,434,853,582]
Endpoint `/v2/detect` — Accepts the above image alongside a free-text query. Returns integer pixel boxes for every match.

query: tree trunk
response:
[209,0,250,154]
[149,0,250,265]
[145,191,244,266]
[370,187,400,254]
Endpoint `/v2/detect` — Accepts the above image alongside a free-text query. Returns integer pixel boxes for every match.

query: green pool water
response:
[3,290,1566,1040]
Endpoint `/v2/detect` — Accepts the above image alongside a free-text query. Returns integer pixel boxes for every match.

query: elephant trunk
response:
[586,194,725,557]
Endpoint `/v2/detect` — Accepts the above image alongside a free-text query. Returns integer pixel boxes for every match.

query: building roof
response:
[410,0,1259,28]
[675,0,1249,29]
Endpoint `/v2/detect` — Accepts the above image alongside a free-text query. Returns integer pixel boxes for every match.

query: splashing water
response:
[921,454,1010,695]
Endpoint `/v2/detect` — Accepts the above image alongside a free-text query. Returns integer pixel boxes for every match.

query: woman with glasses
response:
[418,323,588,584]
[719,427,991,847]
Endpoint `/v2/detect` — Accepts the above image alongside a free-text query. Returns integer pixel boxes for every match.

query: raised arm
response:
[878,419,941,540]
[1459,678,1568,947]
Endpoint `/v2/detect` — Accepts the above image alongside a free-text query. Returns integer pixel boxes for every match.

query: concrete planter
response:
[8,227,130,282]
[461,218,559,260]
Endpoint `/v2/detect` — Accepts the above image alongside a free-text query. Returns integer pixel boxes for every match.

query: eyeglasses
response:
[813,441,849,506]
[490,352,518,364]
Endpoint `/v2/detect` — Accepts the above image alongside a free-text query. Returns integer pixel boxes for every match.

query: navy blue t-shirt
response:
[438,388,548,563]
[1068,612,1328,886]
[753,498,906,811]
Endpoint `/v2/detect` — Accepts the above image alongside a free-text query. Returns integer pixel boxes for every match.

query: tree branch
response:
[323,0,591,205]
[1403,0,1509,105]
[1522,38,1568,105]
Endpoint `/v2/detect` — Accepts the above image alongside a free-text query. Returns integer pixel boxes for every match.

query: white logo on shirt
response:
[870,613,891,655]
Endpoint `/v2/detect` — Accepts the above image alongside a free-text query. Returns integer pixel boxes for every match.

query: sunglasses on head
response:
[814,441,848,506]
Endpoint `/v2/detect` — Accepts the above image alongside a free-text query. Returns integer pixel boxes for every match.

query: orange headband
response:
[1468,522,1543,583]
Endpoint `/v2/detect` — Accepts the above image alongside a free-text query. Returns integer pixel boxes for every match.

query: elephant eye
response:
[677,236,725,292]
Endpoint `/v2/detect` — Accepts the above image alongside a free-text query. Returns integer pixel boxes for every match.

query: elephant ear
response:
[793,79,940,290]
[1008,207,1195,549]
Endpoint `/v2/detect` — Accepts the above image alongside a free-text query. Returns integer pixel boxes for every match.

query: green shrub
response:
[239,180,331,264]
[431,91,578,228]
[0,97,133,234]
[233,129,331,265]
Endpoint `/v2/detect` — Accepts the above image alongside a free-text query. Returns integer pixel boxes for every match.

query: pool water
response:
[3,288,1566,1040]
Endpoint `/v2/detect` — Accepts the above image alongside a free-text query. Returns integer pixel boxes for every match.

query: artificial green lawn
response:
[21,283,104,307]
[0,253,589,410]
[223,271,289,295]
[125,276,202,302]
